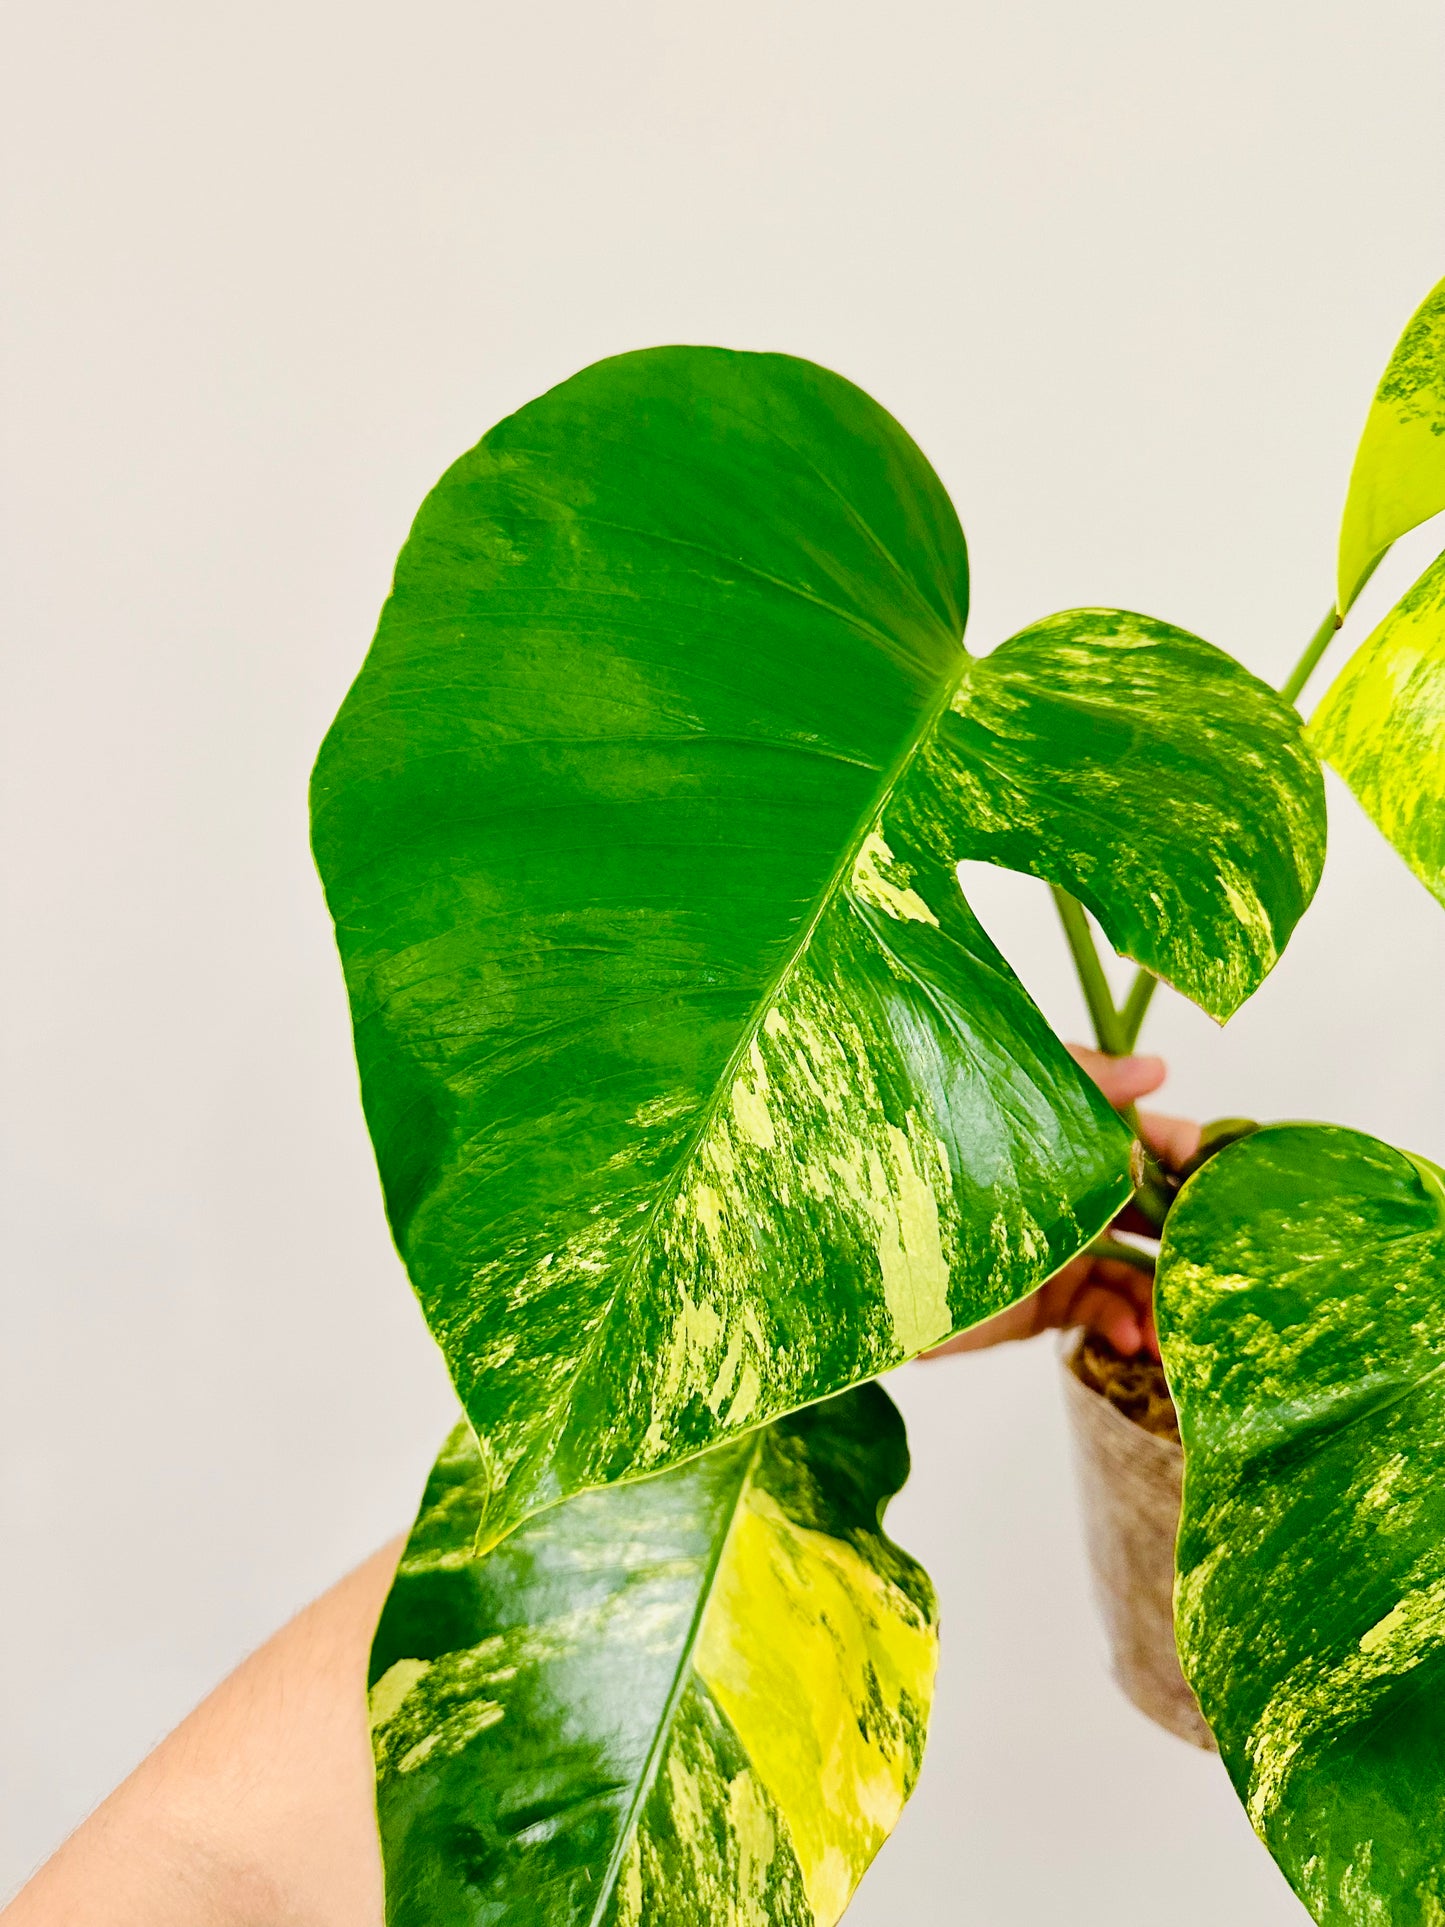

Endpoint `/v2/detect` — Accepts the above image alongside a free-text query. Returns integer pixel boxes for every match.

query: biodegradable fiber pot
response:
[1060,1332,1216,1750]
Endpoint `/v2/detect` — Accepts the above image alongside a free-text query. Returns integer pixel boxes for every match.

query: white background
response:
[4,2,1445,1918]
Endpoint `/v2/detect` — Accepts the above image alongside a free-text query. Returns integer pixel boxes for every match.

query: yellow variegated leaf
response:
[1310,545,1445,904]
[369,1384,936,1927]
[935,608,1325,1021]
[1158,1124,1445,1925]
[1338,275,1445,614]
[312,345,1142,1553]
[313,349,1328,1554]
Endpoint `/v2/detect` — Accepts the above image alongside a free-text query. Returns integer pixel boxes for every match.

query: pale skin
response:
[4,1048,1196,1926]
[2,1540,402,1927]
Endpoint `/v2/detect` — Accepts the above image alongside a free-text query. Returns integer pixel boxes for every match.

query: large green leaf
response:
[310,345,1119,1547]
[312,346,1318,1548]
[1309,546,1445,906]
[937,608,1326,1020]
[1337,274,1445,615]
[1157,1124,1445,1926]
[369,1383,936,1927]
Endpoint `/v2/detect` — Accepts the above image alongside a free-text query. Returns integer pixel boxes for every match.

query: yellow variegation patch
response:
[1338,275,1445,614]
[1158,1125,1445,1927]
[929,608,1325,1022]
[1309,546,1445,905]
[313,347,1322,1559]
[695,1486,936,1926]
[369,1387,937,1927]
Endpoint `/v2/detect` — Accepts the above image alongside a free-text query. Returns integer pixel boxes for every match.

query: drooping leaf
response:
[932,608,1326,1020]
[312,347,1314,1548]
[1309,546,1445,906]
[1337,274,1445,614]
[369,1382,936,1927]
[1156,1124,1445,1926]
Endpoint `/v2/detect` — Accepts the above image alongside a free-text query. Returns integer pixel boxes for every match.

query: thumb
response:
[1066,1043,1167,1108]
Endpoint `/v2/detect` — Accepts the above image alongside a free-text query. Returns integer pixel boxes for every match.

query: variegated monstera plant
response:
[311,277,1445,1926]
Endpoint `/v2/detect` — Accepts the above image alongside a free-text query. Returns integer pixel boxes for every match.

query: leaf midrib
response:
[583,1430,766,1927]
[524,640,969,1503]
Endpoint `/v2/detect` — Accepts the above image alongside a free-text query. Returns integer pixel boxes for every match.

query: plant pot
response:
[1059,1331,1216,1750]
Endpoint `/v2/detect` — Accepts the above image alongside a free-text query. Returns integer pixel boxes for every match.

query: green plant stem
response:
[1051,886,1126,1056]
[1279,604,1343,707]
[1130,1153,1173,1230]
[1090,1235,1157,1275]
[1049,886,1146,1131]
[1280,550,1385,708]
[1118,967,1158,1051]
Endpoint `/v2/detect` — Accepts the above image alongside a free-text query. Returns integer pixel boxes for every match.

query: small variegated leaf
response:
[1157,1124,1445,1927]
[933,609,1326,1020]
[1338,274,1445,614]
[313,348,1317,1549]
[1309,546,1445,906]
[369,1383,936,1927]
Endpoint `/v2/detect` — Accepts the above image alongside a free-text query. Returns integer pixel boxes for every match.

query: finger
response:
[1067,1283,1145,1357]
[1088,1258,1155,1317]
[1038,1255,1149,1332]
[1075,1263,1161,1361]
[1058,1268,1153,1347]
[1138,1109,1202,1172]
[1066,1044,1167,1108]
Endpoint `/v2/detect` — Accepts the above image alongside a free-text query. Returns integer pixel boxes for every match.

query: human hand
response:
[925,1046,1200,1363]
[1,1540,402,1926]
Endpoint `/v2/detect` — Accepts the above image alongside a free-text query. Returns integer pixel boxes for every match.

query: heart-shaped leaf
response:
[936,609,1326,1020]
[1338,274,1445,615]
[1157,1124,1445,1926]
[311,347,1132,1547]
[369,1382,936,1927]
[1309,547,1445,906]
[313,347,1323,1548]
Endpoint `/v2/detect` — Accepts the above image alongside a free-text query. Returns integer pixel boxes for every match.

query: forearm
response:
[4,1538,403,1927]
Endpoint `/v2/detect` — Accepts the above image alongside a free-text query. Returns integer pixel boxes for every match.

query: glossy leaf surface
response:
[370,1383,936,1927]
[1338,274,1445,613]
[1157,1125,1445,1925]
[1309,546,1445,905]
[312,346,1138,1546]
[313,348,1316,1547]
[940,609,1326,1019]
